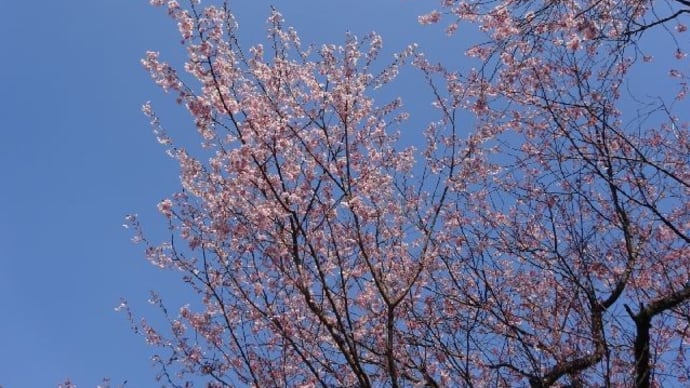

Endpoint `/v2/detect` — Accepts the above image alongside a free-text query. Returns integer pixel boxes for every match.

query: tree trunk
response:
[633,311,651,388]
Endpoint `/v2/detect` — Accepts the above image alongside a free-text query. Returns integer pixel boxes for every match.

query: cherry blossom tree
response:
[125,0,690,386]
[416,1,690,386]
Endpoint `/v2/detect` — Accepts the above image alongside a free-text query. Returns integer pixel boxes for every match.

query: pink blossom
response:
[670,69,683,78]
[157,198,173,218]
[418,10,441,25]
[676,82,688,100]
[566,35,581,51]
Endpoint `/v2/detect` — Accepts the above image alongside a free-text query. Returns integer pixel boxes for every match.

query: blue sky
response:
[1,1,686,387]
[0,1,449,386]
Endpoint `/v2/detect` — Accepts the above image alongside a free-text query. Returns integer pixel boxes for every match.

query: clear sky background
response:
[0,1,454,386]
[0,1,685,387]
